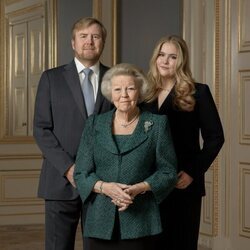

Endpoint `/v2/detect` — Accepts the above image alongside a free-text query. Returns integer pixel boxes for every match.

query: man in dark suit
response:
[33,17,113,250]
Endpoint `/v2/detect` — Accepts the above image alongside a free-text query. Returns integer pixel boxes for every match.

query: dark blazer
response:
[74,110,177,240]
[143,83,224,197]
[33,60,113,200]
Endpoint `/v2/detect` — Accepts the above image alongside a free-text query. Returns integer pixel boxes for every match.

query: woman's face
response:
[111,75,139,113]
[156,42,178,79]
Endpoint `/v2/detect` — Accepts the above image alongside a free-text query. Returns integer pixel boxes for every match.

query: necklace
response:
[115,109,140,128]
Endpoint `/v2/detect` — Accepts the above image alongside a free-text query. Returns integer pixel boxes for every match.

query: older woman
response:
[74,63,177,250]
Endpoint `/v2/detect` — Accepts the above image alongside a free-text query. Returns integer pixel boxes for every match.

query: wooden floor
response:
[0,224,83,250]
[0,224,210,250]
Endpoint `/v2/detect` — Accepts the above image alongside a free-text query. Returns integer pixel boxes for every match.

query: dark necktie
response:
[82,68,95,116]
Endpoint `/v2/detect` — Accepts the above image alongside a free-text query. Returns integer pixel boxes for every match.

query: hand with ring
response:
[101,182,133,211]
[111,197,131,211]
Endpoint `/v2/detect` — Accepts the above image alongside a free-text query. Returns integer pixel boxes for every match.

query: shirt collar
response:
[74,57,100,75]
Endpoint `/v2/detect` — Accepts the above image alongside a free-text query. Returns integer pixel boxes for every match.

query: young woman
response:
[144,35,224,250]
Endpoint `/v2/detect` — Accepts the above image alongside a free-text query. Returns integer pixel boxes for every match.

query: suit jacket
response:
[33,60,113,200]
[74,110,177,240]
[142,83,224,197]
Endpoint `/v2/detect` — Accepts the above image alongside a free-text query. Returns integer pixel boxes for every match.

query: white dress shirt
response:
[74,57,100,100]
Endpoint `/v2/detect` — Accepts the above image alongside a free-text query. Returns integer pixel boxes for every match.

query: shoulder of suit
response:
[194,82,209,90]
[194,82,211,98]
[100,63,110,71]
[42,64,68,75]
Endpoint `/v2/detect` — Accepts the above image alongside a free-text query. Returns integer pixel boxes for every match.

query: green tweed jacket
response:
[74,109,177,240]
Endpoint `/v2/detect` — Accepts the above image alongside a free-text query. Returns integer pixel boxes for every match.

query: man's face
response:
[71,23,105,66]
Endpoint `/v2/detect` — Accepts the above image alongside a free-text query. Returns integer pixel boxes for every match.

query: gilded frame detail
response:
[93,0,117,66]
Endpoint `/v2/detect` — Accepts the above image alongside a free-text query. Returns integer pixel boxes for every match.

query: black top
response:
[141,83,224,196]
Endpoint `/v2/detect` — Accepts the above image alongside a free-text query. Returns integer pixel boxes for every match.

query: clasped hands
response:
[101,182,147,212]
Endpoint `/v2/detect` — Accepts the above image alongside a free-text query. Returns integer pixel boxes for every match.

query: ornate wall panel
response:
[0,171,41,203]
[239,162,250,238]
[11,22,28,136]
[201,169,213,235]
[0,0,56,143]
[239,0,250,52]
[239,70,250,144]
[223,0,250,248]
[0,167,44,225]
[8,5,44,138]
[27,18,44,136]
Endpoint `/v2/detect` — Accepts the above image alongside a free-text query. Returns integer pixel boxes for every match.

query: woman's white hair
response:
[101,63,150,103]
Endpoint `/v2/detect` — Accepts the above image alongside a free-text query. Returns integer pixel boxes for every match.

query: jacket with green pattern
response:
[74,109,177,240]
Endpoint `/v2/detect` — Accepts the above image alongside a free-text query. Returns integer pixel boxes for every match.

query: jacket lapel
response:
[63,61,88,119]
[95,110,149,155]
[118,111,149,154]
[95,110,118,154]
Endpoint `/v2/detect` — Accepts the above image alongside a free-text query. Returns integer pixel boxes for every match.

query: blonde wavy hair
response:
[147,35,196,111]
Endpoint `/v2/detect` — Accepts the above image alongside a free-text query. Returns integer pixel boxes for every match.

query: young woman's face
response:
[156,42,178,79]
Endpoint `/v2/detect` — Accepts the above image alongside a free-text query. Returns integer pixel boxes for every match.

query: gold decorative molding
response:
[5,3,44,21]
[0,136,35,144]
[0,0,7,141]
[0,210,44,216]
[212,0,221,237]
[5,0,22,5]
[92,0,102,20]
[239,69,250,145]
[47,0,57,68]
[92,0,117,66]
[223,0,232,238]
[0,154,41,160]
[112,0,117,65]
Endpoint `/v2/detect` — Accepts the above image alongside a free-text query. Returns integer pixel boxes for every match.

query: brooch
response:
[144,121,154,133]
